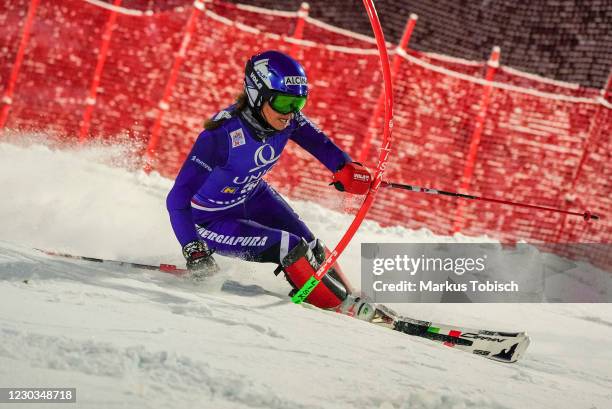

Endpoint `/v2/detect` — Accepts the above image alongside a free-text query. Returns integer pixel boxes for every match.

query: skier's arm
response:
[291,115,371,195]
[166,130,228,247]
[290,114,351,172]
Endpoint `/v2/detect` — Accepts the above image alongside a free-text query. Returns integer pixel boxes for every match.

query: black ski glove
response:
[182,240,219,274]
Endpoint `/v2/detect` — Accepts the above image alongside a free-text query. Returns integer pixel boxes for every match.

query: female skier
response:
[167,50,375,320]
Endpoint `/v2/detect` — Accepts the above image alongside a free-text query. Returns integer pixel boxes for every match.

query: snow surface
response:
[0,140,611,409]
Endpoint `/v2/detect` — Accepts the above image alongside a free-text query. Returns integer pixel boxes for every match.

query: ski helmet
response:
[244,50,308,115]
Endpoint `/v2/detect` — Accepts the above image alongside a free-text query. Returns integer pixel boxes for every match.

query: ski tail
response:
[35,249,188,276]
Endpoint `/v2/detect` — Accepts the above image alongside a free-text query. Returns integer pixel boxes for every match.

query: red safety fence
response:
[0,0,610,269]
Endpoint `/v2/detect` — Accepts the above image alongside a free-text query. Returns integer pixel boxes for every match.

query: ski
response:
[222,281,530,363]
[37,251,530,362]
[370,305,530,363]
[35,249,189,276]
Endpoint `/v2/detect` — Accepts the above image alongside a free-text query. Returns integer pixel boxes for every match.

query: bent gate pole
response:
[292,0,394,304]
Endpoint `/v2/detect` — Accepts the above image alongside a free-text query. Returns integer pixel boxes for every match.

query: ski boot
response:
[335,294,376,321]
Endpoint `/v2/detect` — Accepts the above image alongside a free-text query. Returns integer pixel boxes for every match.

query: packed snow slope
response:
[0,140,611,409]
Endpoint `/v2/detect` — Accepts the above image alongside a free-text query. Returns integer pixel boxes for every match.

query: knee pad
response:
[281,239,347,309]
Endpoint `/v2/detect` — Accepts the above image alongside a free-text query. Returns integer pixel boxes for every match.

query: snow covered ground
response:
[0,140,611,409]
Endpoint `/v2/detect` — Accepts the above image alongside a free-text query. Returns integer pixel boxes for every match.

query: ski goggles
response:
[269,94,307,114]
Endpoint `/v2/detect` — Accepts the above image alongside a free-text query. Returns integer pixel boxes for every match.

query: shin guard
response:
[281,239,347,309]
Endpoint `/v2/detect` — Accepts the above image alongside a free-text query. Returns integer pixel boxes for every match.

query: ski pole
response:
[381,181,601,221]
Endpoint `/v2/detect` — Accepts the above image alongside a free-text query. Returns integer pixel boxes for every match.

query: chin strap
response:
[239,105,276,141]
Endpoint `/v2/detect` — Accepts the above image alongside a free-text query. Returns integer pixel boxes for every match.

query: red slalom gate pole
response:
[144,0,205,172]
[79,0,122,143]
[0,0,40,130]
[292,0,394,303]
[452,46,501,233]
[553,69,612,241]
[289,2,309,58]
[604,68,612,101]
[382,181,601,221]
[357,13,417,163]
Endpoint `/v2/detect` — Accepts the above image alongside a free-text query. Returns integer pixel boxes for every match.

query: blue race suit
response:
[166,105,350,264]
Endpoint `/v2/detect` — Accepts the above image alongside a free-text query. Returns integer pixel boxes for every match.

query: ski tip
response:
[489,334,531,363]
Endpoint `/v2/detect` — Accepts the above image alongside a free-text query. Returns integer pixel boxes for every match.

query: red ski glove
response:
[331,162,372,195]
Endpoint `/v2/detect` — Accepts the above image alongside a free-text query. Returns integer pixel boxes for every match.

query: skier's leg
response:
[198,216,352,310]
[196,184,370,316]
[196,217,298,263]
[245,183,315,241]
[246,183,353,292]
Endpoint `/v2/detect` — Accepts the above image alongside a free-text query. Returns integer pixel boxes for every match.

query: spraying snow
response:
[0,140,610,409]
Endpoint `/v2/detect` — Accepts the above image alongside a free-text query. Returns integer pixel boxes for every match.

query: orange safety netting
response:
[0,0,610,269]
